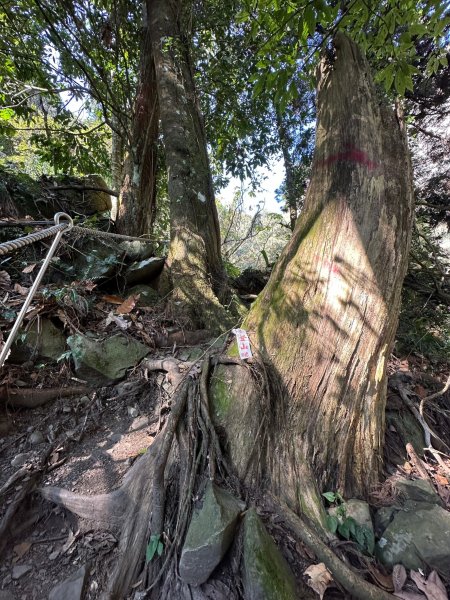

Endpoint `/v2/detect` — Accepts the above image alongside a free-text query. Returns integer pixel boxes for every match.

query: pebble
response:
[127,406,139,418]
[130,416,149,431]
[11,453,32,468]
[29,430,44,445]
[12,565,32,580]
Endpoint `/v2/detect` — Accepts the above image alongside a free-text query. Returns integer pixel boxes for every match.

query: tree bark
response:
[116,5,159,237]
[218,33,414,504]
[148,0,232,330]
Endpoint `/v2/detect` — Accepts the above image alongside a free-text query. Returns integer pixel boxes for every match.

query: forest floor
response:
[0,278,450,599]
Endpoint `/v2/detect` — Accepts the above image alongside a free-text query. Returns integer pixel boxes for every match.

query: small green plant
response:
[322,492,375,555]
[146,534,163,562]
[57,349,73,363]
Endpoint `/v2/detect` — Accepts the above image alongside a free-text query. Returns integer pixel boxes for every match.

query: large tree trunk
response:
[116,7,159,237]
[148,0,232,330]
[216,33,414,504]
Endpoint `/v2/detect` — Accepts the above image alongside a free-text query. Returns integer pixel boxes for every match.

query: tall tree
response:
[148,0,234,329]
[218,33,414,502]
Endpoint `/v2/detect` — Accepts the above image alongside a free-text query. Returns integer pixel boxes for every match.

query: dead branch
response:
[45,184,119,197]
[0,466,29,497]
[142,357,189,388]
[0,385,90,408]
[405,443,432,481]
[419,373,450,416]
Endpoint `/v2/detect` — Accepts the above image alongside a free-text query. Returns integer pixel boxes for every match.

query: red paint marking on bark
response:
[318,144,379,171]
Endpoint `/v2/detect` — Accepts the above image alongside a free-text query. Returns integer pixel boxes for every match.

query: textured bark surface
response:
[230,33,414,500]
[116,14,159,237]
[148,0,231,329]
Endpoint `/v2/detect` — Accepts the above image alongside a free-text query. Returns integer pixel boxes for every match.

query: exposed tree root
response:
[0,445,54,554]
[267,494,397,600]
[0,385,89,408]
[35,353,392,600]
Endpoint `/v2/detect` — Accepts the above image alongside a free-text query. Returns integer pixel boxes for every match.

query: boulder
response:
[119,240,154,263]
[63,238,122,281]
[179,482,245,585]
[395,478,442,506]
[243,509,299,600]
[67,333,149,384]
[82,175,112,212]
[48,564,90,600]
[376,503,450,577]
[127,285,160,307]
[345,499,374,533]
[124,257,165,286]
[10,318,66,363]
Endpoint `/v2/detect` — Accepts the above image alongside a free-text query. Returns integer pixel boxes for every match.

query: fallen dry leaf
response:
[13,541,32,560]
[105,312,130,330]
[22,263,36,274]
[435,474,449,486]
[304,563,333,599]
[367,563,394,591]
[0,270,11,290]
[101,294,124,305]
[410,570,448,600]
[14,283,28,295]
[117,294,139,315]
[393,564,408,593]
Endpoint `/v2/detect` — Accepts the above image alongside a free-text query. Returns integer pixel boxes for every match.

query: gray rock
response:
[11,452,32,467]
[346,499,373,533]
[179,482,245,585]
[395,478,442,506]
[374,506,400,537]
[0,590,16,599]
[243,509,299,600]
[130,416,149,431]
[48,563,90,600]
[386,411,425,458]
[11,565,31,580]
[127,406,139,418]
[125,257,165,286]
[376,503,450,577]
[29,431,44,445]
[119,240,154,263]
[67,333,149,384]
[126,284,160,307]
[10,319,66,363]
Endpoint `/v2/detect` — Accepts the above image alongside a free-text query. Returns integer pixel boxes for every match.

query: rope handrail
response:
[0,220,169,245]
[0,213,73,368]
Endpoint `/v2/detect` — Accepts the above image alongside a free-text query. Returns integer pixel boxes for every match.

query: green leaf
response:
[322,491,336,503]
[395,71,406,96]
[146,534,162,563]
[326,514,339,534]
[337,517,357,540]
[304,6,316,35]
[0,108,14,121]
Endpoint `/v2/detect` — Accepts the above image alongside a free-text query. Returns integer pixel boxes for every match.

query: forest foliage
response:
[1,0,449,355]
